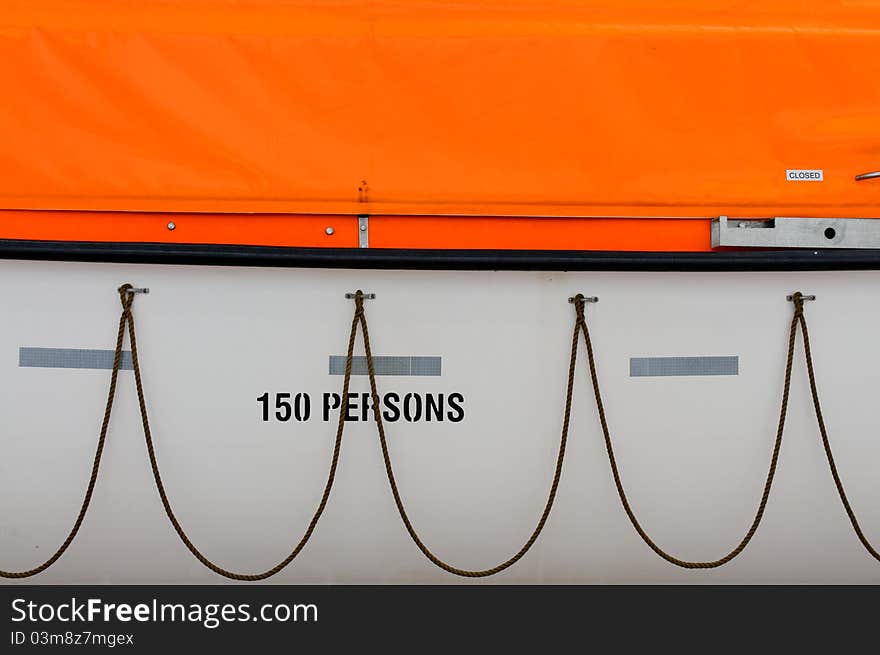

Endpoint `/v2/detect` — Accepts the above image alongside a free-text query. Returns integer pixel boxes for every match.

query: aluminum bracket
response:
[712,216,880,250]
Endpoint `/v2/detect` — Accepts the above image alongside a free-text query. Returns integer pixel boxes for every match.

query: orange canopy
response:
[1,2,880,250]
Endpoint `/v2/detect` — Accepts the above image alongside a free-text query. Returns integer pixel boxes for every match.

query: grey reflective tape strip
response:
[329,355,441,376]
[19,348,133,370]
[630,356,738,377]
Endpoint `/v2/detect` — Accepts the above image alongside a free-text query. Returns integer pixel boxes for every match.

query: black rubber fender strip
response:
[3,239,880,271]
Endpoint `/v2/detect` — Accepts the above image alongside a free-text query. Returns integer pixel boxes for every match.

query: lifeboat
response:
[2,1,880,584]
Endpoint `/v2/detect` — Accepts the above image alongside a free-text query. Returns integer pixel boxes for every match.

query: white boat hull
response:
[2,259,879,583]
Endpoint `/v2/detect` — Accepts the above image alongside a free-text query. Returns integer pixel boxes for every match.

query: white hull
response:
[2,259,879,584]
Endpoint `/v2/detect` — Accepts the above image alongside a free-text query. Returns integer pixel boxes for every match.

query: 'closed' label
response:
[786,169,824,181]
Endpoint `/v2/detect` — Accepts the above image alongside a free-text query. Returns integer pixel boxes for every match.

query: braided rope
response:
[577,292,805,568]
[355,290,582,577]
[1,285,133,578]
[8,285,876,579]
[797,295,880,561]
[126,287,357,580]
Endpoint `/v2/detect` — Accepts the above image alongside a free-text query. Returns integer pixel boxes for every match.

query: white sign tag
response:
[786,169,824,182]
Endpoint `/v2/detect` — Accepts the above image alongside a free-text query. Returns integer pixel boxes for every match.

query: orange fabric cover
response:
[1,1,880,219]
[0,211,712,251]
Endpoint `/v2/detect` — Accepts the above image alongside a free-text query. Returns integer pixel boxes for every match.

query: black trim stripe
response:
[2,239,880,271]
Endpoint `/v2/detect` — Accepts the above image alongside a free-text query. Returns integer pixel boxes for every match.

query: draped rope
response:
[1,285,133,578]
[354,291,582,577]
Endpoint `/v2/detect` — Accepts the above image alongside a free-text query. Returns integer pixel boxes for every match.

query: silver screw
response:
[167,222,176,231]
[360,224,367,231]
[325,227,335,235]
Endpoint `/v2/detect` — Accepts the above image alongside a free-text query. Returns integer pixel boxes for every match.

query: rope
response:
[125,285,358,580]
[8,285,876,579]
[578,291,805,568]
[1,285,133,578]
[798,294,880,561]
[355,290,582,577]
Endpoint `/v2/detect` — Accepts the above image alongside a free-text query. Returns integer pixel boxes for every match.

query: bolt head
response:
[167,222,176,231]
[325,226,335,235]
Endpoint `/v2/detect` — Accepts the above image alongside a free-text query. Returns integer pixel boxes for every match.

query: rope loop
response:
[118,283,135,313]
[355,294,580,577]
[577,292,802,568]
[353,289,366,317]
[118,283,355,581]
[572,292,586,311]
[791,291,805,318]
